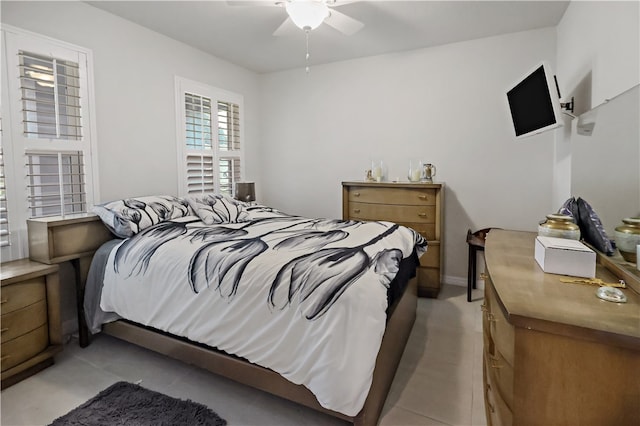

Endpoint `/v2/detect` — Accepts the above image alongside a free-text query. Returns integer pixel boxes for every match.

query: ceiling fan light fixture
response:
[285,0,329,31]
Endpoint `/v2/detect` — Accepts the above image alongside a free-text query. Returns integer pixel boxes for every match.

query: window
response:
[1,25,98,261]
[175,77,243,197]
[0,144,9,248]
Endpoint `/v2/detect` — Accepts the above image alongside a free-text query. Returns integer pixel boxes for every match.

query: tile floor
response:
[1,284,486,426]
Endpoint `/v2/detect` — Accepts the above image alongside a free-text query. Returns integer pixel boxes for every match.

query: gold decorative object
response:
[614,217,640,263]
[538,213,580,240]
[559,277,626,288]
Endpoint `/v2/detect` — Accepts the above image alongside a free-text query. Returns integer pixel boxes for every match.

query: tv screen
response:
[507,63,562,138]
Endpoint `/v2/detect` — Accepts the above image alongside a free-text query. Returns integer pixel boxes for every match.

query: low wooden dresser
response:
[1,259,62,388]
[483,230,640,426]
[342,181,444,297]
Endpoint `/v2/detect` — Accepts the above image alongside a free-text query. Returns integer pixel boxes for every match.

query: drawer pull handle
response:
[0,328,8,333]
[480,273,488,280]
[488,354,503,369]
[418,195,427,200]
[353,192,360,197]
[354,209,361,213]
[0,299,7,304]
[0,355,10,362]
[418,213,427,217]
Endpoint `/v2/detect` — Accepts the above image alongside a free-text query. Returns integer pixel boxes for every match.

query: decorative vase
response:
[614,217,640,263]
[538,214,581,240]
[371,160,386,182]
[408,160,423,182]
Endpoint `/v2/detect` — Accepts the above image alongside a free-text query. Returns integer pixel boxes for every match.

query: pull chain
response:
[305,29,310,74]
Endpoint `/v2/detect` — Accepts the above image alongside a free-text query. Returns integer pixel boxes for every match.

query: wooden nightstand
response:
[1,259,62,389]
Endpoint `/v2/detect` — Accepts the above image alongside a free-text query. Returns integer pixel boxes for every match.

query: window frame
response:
[1,24,100,261]
[174,76,244,198]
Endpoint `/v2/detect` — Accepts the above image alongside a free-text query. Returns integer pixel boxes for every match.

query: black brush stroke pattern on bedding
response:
[110,208,427,320]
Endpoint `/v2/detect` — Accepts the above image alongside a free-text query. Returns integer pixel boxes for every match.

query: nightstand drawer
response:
[348,187,436,205]
[1,300,48,343]
[1,325,49,372]
[349,203,436,223]
[1,279,46,314]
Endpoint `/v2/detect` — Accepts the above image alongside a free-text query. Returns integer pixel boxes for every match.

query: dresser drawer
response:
[1,324,49,372]
[348,203,436,224]
[1,279,46,314]
[399,223,436,240]
[419,242,440,267]
[487,281,515,366]
[485,353,514,426]
[1,300,48,344]
[486,348,514,410]
[417,267,439,289]
[347,186,436,206]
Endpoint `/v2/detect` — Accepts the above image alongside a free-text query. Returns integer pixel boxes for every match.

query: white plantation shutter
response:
[219,157,241,195]
[186,153,215,194]
[26,150,86,217]
[217,101,240,151]
[19,51,82,140]
[176,78,244,197]
[0,146,9,247]
[185,93,212,150]
[2,26,98,261]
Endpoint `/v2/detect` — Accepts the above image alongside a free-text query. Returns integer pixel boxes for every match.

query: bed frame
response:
[27,214,418,426]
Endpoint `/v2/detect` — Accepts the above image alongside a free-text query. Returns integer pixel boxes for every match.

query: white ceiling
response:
[86,0,570,74]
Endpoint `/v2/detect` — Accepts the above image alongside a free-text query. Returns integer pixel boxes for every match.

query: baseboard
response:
[442,275,485,290]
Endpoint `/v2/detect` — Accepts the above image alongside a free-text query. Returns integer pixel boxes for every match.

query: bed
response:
[77,194,427,425]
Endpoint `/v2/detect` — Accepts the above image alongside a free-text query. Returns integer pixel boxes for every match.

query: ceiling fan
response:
[227,0,364,36]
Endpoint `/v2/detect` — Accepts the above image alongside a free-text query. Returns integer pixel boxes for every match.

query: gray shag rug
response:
[48,381,227,426]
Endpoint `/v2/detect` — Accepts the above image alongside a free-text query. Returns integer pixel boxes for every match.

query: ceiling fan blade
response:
[324,8,364,36]
[272,17,299,37]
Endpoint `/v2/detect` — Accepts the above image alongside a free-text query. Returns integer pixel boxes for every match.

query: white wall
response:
[553,0,640,209]
[1,1,261,334]
[1,1,261,203]
[259,28,558,283]
[557,1,640,113]
[7,1,635,299]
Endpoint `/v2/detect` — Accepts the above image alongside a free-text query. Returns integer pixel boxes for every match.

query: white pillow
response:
[186,194,249,225]
[93,195,193,238]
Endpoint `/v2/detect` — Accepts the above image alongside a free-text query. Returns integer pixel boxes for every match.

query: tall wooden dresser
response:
[342,181,444,297]
[483,230,640,426]
[1,259,62,388]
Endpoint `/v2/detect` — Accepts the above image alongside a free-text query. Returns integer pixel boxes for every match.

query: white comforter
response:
[100,207,426,416]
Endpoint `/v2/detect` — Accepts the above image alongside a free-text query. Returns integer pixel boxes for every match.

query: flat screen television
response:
[506,62,563,138]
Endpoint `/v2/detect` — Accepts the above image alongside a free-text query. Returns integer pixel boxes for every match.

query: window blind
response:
[0,147,9,247]
[19,51,82,140]
[219,157,241,196]
[185,93,212,150]
[218,101,240,151]
[26,150,86,218]
[186,153,215,195]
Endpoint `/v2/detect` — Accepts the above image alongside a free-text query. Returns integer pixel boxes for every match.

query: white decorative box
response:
[534,236,596,278]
